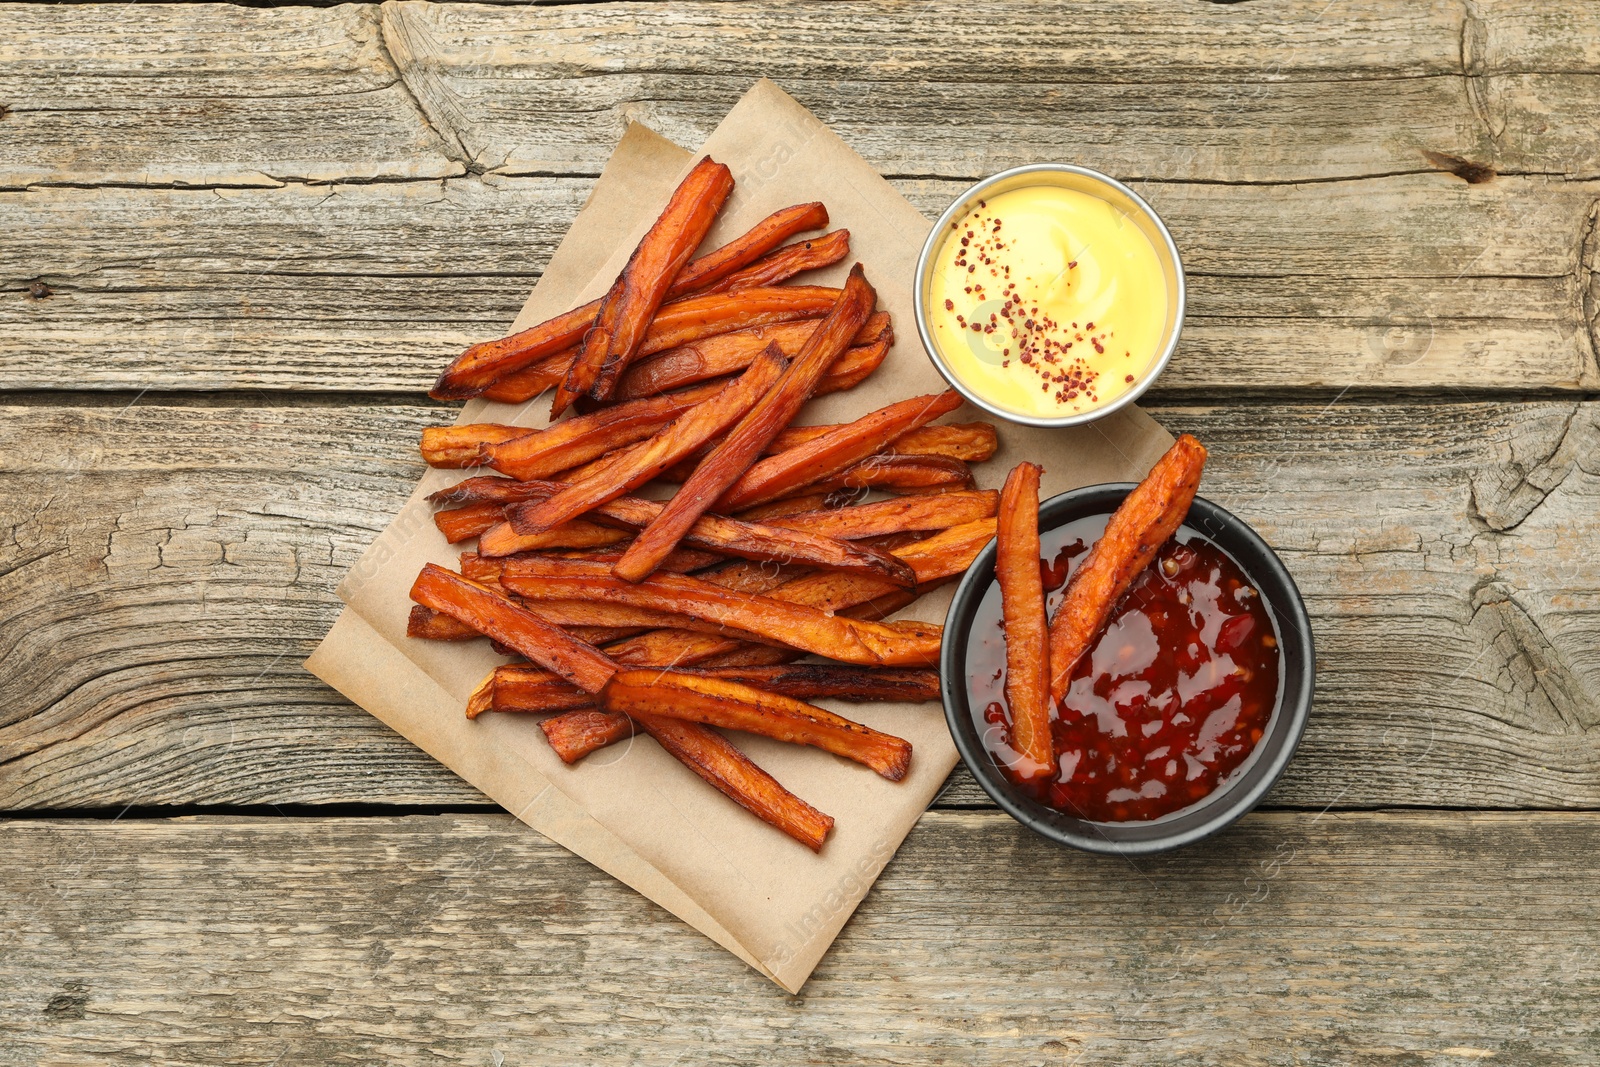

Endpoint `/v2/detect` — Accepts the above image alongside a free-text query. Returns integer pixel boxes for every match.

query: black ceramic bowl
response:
[942,484,1315,855]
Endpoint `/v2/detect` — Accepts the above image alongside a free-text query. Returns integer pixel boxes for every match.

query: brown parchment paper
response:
[307,80,1174,993]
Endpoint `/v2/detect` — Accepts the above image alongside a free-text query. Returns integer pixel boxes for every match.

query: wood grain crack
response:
[1467,402,1587,532]
[1578,199,1600,387]
[1460,4,1508,145]
[1469,580,1599,735]
[370,3,483,177]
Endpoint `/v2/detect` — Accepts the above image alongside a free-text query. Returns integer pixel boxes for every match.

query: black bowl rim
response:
[941,484,1316,855]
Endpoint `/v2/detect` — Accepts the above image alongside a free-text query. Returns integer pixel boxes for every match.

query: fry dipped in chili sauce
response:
[976,436,1283,821]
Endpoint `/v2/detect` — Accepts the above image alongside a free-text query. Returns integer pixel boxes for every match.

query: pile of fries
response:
[409,157,1000,850]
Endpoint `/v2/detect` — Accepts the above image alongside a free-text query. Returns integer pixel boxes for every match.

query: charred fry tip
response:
[428,385,470,403]
[427,364,473,402]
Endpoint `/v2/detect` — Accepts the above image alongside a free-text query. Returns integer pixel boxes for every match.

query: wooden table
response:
[4,2,1598,1061]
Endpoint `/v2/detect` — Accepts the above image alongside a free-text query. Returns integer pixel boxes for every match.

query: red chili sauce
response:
[967,515,1282,822]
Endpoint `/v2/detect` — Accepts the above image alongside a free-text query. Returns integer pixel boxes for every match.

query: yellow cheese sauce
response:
[927,185,1169,419]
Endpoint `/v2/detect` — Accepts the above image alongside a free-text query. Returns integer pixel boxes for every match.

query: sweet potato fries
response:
[411,563,834,850]
[716,388,964,512]
[499,481,915,587]
[601,670,914,781]
[408,162,1018,849]
[1047,434,1208,700]
[611,266,878,582]
[499,560,941,667]
[995,462,1054,780]
[555,158,734,413]
[429,201,829,401]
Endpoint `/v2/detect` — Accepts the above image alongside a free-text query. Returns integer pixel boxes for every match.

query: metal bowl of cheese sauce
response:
[914,163,1185,429]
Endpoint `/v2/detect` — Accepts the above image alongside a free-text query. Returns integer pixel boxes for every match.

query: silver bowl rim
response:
[912,162,1187,429]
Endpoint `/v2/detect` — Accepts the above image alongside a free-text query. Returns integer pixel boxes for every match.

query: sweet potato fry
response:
[453,551,505,583]
[466,674,495,720]
[531,592,940,655]
[599,627,759,670]
[634,286,842,360]
[540,709,636,761]
[476,348,582,405]
[567,624,652,646]
[1048,434,1208,700]
[419,424,532,468]
[431,306,597,404]
[490,662,940,715]
[757,518,999,618]
[613,265,878,582]
[409,564,617,692]
[697,228,851,294]
[485,667,600,714]
[600,670,913,781]
[510,599,689,631]
[563,546,724,573]
[458,552,794,672]
[433,502,506,544]
[610,521,990,667]
[406,604,482,641]
[883,423,997,462]
[513,346,788,535]
[688,558,807,594]
[891,518,999,584]
[694,644,803,668]
[540,436,654,485]
[477,518,631,557]
[712,663,939,701]
[473,547,736,588]
[635,712,835,851]
[840,589,920,623]
[996,462,1054,780]
[767,422,996,464]
[413,578,646,650]
[813,335,890,395]
[429,476,552,508]
[555,560,845,700]
[659,419,989,489]
[479,286,843,405]
[429,202,827,401]
[716,389,964,512]
[669,202,828,297]
[806,453,975,495]
[766,490,999,541]
[612,312,890,401]
[553,157,734,414]
[500,558,941,667]
[732,492,836,522]
[499,479,913,587]
[483,379,725,481]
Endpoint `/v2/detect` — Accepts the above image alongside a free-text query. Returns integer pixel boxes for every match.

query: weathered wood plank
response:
[1,810,1595,1063]
[6,173,1597,393]
[2,396,1598,811]
[4,1,1599,189]
[0,3,464,188]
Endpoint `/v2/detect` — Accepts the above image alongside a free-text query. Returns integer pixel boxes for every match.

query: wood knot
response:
[1422,150,1496,184]
[43,985,88,1020]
